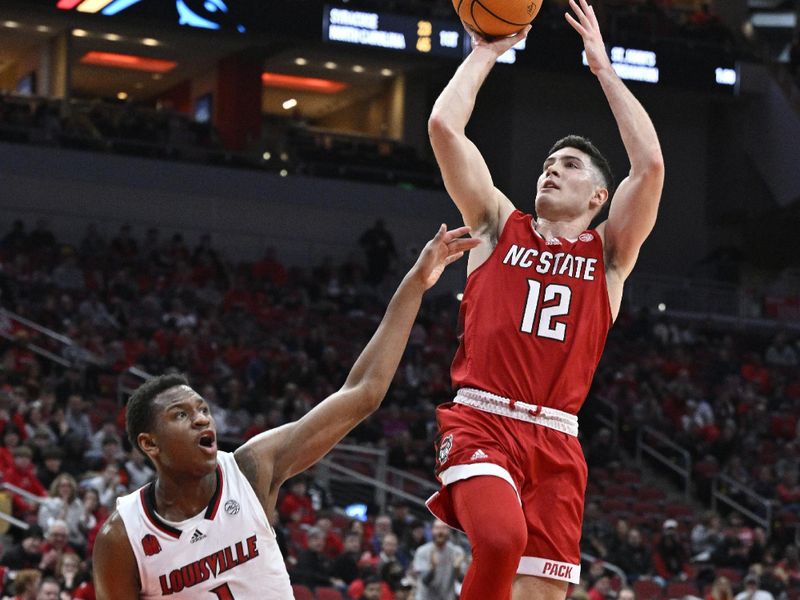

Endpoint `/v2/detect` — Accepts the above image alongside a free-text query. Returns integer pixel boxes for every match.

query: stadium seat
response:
[665,581,698,598]
[315,587,343,600]
[633,579,663,600]
[715,567,742,584]
[292,585,314,600]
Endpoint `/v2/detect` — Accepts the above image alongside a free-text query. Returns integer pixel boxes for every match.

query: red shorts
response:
[426,402,587,584]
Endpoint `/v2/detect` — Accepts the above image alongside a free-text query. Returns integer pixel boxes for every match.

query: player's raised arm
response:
[93,512,140,600]
[567,0,664,278]
[234,226,480,506]
[428,26,528,237]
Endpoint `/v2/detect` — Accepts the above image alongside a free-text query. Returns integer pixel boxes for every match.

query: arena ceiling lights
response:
[80,51,178,73]
[261,73,348,94]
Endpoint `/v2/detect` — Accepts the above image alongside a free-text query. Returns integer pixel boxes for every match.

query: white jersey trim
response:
[437,463,521,504]
[518,556,581,583]
[455,388,579,437]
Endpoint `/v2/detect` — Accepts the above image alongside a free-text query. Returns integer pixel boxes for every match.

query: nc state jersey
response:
[116,451,292,599]
[452,210,612,415]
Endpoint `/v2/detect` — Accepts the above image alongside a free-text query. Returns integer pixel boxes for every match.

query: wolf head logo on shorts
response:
[438,434,453,465]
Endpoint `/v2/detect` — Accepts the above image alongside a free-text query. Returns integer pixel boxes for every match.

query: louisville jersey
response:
[116,451,292,599]
[451,210,612,415]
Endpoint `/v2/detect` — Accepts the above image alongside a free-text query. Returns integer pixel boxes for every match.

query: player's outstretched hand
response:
[463,21,530,58]
[565,0,612,76]
[411,224,480,290]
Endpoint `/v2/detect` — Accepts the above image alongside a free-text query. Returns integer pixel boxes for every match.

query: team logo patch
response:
[579,232,594,242]
[438,434,453,465]
[142,534,162,556]
[225,499,241,515]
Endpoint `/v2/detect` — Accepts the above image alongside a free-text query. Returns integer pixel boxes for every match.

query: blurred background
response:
[0,1,799,599]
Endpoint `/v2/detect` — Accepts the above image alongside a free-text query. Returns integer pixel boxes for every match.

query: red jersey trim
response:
[140,465,223,538]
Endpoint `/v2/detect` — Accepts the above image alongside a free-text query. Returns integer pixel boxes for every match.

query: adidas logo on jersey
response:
[190,529,207,544]
[470,449,488,461]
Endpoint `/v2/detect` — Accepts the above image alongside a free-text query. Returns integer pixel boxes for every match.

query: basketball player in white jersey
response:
[92,224,480,599]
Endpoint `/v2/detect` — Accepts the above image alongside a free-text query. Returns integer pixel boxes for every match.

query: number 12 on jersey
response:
[520,280,572,342]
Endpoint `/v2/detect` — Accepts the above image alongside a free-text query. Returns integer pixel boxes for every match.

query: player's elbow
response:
[428,113,458,142]
[354,380,387,413]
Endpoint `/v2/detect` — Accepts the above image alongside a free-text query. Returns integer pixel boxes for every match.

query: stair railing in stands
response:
[636,426,692,499]
[0,307,87,368]
[712,473,773,536]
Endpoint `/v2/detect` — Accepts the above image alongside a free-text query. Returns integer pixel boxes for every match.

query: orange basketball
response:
[453,0,542,37]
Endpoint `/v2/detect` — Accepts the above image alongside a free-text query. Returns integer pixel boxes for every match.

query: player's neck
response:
[533,216,590,241]
[153,469,218,521]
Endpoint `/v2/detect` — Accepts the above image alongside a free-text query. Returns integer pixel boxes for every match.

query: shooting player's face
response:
[139,385,218,476]
[535,147,606,220]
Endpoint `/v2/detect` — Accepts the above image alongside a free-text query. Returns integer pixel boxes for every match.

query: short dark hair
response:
[126,374,188,452]
[548,135,615,196]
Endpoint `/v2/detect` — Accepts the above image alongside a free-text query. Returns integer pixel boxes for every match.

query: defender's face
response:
[535,147,604,220]
[143,385,218,475]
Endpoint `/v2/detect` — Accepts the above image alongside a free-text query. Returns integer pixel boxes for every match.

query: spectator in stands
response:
[4,445,47,516]
[613,528,653,582]
[3,526,44,570]
[123,447,155,489]
[7,568,41,600]
[35,577,60,600]
[63,395,92,452]
[734,574,774,600]
[586,427,621,468]
[776,469,800,513]
[411,519,466,600]
[37,473,87,549]
[81,461,126,510]
[38,520,75,577]
[332,532,363,585]
[581,501,612,558]
[359,220,397,285]
[378,533,406,588]
[618,588,635,600]
[359,575,383,600]
[587,575,613,600]
[654,519,689,580]
[279,475,316,525]
[775,545,800,588]
[80,487,106,556]
[54,552,81,596]
[764,333,798,368]
[290,526,342,590]
[707,576,734,600]
[369,514,394,555]
[691,511,725,560]
[606,518,630,559]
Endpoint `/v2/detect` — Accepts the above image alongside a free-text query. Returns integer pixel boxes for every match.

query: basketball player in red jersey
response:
[92,225,479,599]
[426,1,664,599]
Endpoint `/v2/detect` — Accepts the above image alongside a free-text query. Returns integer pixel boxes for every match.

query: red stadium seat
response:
[665,581,698,598]
[715,567,742,584]
[633,579,663,600]
[292,585,314,600]
[315,587,343,600]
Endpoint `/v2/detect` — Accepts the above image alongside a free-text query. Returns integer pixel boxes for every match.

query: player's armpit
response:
[600,162,664,278]
[92,511,140,600]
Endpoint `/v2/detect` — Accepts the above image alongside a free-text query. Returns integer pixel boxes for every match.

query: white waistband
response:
[454,388,579,437]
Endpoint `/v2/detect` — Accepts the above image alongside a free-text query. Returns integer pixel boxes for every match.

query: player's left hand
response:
[412,224,480,290]
[565,0,612,77]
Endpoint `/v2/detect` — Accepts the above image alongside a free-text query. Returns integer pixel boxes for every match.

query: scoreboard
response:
[322,6,468,59]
